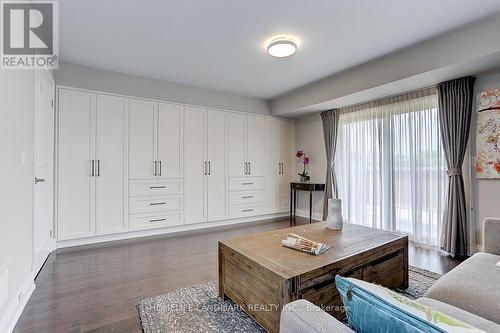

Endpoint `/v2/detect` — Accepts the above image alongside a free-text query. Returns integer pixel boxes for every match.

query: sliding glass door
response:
[335,89,447,246]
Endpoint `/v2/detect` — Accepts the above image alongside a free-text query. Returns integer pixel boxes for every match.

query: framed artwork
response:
[476,88,500,178]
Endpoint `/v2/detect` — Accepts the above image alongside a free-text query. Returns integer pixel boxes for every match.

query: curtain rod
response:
[332,84,437,112]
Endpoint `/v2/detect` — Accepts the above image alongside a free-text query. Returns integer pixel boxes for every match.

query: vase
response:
[300,175,310,182]
[326,198,343,230]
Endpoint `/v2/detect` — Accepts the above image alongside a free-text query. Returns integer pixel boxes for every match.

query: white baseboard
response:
[294,209,323,222]
[0,272,35,333]
[57,213,288,248]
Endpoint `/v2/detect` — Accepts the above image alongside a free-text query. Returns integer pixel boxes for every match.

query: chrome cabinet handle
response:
[159,161,162,176]
[242,209,254,212]
[149,218,166,223]
[244,162,247,175]
[242,195,254,199]
[241,182,253,185]
[91,160,95,177]
[204,162,207,175]
[248,162,251,175]
[149,186,166,189]
[154,161,157,176]
[34,177,46,184]
[208,161,211,175]
[97,160,100,177]
[150,202,166,206]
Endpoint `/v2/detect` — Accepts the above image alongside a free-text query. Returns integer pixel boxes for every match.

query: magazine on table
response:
[281,233,329,255]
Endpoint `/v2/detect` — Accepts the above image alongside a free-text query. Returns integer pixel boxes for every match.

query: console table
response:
[290,182,325,226]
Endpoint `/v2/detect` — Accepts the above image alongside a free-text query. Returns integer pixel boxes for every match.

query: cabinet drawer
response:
[129,194,183,214]
[228,204,264,218]
[363,252,404,289]
[129,179,183,196]
[229,190,264,205]
[130,211,183,231]
[301,282,344,317]
[228,177,264,191]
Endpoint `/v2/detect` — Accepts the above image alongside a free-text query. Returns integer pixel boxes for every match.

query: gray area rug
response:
[137,266,442,333]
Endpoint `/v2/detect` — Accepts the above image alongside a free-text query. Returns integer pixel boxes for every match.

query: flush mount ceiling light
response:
[267,37,297,58]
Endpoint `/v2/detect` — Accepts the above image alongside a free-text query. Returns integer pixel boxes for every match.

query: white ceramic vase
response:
[326,198,343,230]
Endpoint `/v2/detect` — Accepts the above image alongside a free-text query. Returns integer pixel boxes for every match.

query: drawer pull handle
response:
[242,196,254,199]
[242,182,254,185]
[149,186,166,189]
[150,202,166,206]
[242,209,254,212]
[150,218,166,223]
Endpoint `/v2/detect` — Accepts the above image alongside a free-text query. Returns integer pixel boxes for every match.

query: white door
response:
[129,99,157,179]
[33,70,55,273]
[207,110,227,220]
[158,102,183,178]
[227,113,247,177]
[279,120,293,212]
[264,118,280,213]
[57,89,96,240]
[247,115,265,177]
[95,94,128,235]
[184,107,206,224]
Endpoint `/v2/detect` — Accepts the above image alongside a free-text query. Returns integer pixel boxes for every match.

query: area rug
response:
[137,266,442,333]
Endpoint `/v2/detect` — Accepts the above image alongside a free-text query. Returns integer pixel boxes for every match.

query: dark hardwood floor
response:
[14,218,464,333]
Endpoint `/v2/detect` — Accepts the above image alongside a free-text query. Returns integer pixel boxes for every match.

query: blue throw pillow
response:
[335,275,484,333]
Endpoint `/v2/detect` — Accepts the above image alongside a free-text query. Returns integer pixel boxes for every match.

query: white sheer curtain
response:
[335,89,447,246]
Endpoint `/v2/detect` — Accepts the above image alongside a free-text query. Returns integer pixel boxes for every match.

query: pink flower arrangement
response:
[296,150,310,181]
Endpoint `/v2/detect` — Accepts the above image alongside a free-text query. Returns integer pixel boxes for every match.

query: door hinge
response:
[51,100,54,108]
[49,230,53,238]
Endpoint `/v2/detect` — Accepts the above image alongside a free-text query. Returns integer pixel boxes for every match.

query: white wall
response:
[56,61,271,115]
[472,72,500,246]
[0,70,36,331]
[295,71,500,246]
[294,114,326,219]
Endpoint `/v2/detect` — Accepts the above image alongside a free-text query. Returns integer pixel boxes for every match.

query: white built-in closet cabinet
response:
[56,87,294,244]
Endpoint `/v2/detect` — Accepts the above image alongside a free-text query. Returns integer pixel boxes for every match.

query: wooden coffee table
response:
[218,222,408,333]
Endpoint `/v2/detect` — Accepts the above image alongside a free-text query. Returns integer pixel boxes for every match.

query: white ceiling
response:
[60,0,500,99]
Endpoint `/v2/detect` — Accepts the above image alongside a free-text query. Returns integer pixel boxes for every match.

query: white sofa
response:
[280,218,500,333]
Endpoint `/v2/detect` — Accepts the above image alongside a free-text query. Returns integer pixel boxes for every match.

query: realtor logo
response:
[1,0,58,69]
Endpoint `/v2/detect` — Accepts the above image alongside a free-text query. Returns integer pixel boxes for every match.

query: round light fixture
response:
[267,37,297,58]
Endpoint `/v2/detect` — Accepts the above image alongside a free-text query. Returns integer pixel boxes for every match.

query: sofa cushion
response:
[336,275,485,333]
[425,252,500,323]
[417,298,500,333]
[281,300,355,333]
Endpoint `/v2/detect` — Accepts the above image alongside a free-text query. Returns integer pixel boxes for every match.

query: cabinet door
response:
[129,99,156,179]
[95,94,128,235]
[207,110,227,220]
[279,120,293,211]
[264,118,280,213]
[184,106,207,224]
[227,113,247,177]
[57,89,96,240]
[158,102,183,178]
[247,115,265,177]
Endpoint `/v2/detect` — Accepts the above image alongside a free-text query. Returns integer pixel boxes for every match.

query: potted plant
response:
[296,150,310,182]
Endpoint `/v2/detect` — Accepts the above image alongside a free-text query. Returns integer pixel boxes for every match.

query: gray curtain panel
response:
[320,109,340,220]
[437,76,476,257]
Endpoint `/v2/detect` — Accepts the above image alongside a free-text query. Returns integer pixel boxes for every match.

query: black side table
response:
[290,182,326,226]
